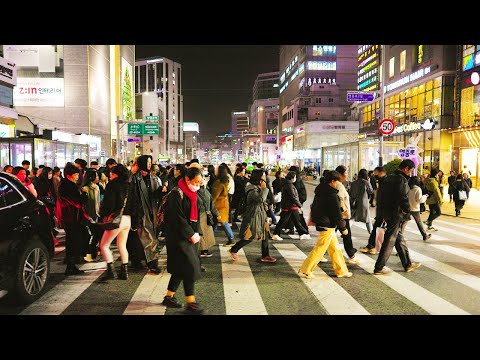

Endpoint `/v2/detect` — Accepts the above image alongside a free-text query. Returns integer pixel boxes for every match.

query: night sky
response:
[135,45,279,136]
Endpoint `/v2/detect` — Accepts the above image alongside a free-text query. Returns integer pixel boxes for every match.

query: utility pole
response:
[379,44,386,167]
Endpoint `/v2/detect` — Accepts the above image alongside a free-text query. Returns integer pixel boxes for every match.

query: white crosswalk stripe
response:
[349,252,469,315]
[406,249,480,293]
[429,244,480,264]
[20,269,105,315]
[123,247,169,315]
[434,219,480,234]
[273,243,369,315]
[219,246,268,315]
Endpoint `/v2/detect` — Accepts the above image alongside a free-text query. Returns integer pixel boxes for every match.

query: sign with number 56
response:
[378,119,395,135]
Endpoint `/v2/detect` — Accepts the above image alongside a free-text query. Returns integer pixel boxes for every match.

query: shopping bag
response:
[458,190,467,201]
[375,226,386,252]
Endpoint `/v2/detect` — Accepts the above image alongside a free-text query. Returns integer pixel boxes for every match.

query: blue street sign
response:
[347,92,375,102]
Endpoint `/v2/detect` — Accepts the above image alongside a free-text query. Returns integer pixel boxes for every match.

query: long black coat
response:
[165,189,202,280]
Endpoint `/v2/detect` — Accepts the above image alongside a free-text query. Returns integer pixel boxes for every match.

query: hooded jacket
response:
[310,182,346,231]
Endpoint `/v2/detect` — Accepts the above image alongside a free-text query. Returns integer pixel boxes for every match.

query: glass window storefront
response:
[11,142,32,168]
[0,142,9,166]
[453,130,480,188]
[460,85,480,126]
[386,77,442,125]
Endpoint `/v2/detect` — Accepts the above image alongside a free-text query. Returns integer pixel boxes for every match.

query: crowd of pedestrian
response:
[0,156,476,314]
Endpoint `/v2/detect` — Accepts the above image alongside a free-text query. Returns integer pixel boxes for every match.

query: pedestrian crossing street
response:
[1,215,480,315]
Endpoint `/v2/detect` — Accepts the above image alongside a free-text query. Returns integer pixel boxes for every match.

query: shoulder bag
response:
[99,195,128,230]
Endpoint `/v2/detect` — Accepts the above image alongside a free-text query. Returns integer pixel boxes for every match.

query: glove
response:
[189,233,200,244]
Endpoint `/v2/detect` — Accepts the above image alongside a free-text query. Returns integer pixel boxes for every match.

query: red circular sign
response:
[378,119,395,135]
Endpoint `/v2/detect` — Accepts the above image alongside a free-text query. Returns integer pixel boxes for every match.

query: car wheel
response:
[13,237,50,304]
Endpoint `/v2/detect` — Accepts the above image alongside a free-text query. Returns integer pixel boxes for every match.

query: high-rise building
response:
[278,45,358,169]
[231,110,249,161]
[253,71,279,101]
[2,45,135,166]
[183,122,199,161]
[135,57,183,162]
[327,45,457,178]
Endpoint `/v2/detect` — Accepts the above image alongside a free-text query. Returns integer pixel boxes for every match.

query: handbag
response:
[375,222,386,252]
[274,192,282,203]
[99,196,127,230]
[458,190,467,201]
[206,210,215,226]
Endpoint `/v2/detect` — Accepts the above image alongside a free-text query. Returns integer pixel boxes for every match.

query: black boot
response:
[147,260,161,274]
[102,262,116,280]
[118,263,129,280]
[65,264,85,276]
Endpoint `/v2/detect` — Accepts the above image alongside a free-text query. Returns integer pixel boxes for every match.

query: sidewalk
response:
[303,179,480,221]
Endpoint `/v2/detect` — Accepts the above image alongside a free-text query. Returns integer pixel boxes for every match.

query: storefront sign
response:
[282,127,292,133]
[122,58,134,121]
[0,83,13,107]
[0,57,17,86]
[3,45,39,67]
[384,66,432,93]
[0,124,13,138]
[307,77,336,86]
[392,118,435,135]
[13,77,64,107]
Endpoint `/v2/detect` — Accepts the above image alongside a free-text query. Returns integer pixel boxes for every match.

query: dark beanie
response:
[137,155,152,172]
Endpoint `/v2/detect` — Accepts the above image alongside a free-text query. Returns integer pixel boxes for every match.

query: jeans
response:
[410,211,427,238]
[300,228,349,277]
[374,217,412,272]
[339,219,357,258]
[427,203,441,225]
[274,209,308,236]
[267,208,277,225]
[218,222,234,240]
[231,238,270,258]
[366,216,384,249]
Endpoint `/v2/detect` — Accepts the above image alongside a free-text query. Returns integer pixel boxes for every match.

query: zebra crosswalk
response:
[1,215,480,315]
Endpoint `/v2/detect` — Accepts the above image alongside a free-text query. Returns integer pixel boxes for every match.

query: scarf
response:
[178,178,198,222]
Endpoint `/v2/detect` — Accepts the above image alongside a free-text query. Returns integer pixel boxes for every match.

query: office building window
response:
[400,50,406,73]
[389,57,395,78]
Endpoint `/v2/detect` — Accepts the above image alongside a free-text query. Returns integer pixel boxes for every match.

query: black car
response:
[0,172,55,304]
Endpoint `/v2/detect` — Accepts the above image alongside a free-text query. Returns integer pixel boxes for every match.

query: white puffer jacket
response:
[408,185,427,212]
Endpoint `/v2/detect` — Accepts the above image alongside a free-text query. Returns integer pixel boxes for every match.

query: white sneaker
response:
[319,256,328,263]
[299,234,311,240]
[347,256,358,265]
[337,271,353,278]
[298,270,315,279]
[271,235,283,241]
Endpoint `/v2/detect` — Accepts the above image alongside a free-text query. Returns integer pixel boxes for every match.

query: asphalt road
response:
[1,180,480,315]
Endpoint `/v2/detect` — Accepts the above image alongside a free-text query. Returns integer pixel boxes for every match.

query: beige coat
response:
[335,181,351,219]
[212,180,229,222]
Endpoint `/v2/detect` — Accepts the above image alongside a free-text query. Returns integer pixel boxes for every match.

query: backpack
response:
[156,186,183,234]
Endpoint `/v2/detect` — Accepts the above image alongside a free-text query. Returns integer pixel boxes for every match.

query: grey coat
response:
[238,183,269,241]
[349,178,373,223]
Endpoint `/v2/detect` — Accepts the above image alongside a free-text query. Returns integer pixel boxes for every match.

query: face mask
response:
[48,174,53,179]
[188,184,200,192]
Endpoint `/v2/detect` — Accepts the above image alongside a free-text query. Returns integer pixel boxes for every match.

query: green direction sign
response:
[146,115,159,120]
[128,123,143,135]
[144,124,159,135]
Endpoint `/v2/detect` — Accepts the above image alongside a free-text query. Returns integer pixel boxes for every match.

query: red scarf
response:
[178,178,198,222]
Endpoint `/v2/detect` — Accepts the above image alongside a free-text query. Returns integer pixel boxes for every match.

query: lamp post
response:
[379,44,386,167]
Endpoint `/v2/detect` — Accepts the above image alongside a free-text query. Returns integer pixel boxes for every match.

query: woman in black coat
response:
[232,167,247,221]
[99,164,132,280]
[452,174,470,216]
[35,166,56,230]
[162,167,205,314]
[447,171,456,202]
